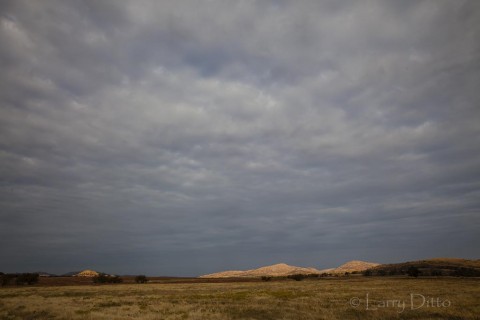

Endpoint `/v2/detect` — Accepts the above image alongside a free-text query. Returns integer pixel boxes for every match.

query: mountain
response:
[200,260,381,278]
[200,263,323,278]
[74,269,99,277]
[325,260,380,273]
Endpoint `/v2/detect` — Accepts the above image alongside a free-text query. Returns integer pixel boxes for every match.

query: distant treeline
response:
[92,274,149,284]
[92,273,123,284]
[362,266,480,277]
[0,272,39,286]
[258,266,480,281]
[0,272,152,286]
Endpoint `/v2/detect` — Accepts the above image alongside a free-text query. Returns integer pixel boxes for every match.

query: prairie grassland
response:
[0,277,479,319]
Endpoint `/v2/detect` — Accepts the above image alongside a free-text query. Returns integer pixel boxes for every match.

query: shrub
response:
[135,275,148,283]
[1,274,15,286]
[15,273,39,285]
[93,273,107,283]
[363,269,372,277]
[407,266,420,278]
[388,269,398,276]
[93,273,123,284]
[431,269,443,276]
[288,274,305,281]
[452,267,480,277]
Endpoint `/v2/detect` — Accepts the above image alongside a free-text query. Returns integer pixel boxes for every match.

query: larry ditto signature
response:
[349,293,451,313]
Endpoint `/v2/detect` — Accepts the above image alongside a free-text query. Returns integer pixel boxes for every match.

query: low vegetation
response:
[135,275,148,283]
[0,278,479,319]
[1,273,39,286]
[92,274,123,284]
[286,273,320,281]
[363,258,480,277]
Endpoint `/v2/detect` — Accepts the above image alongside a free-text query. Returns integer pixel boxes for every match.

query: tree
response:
[407,266,420,278]
[452,267,480,277]
[1,274,15,286]
[15,273,39,285]
[288,274,305,281]
[135,275,148,283]
[93,273,108,284]
[93,273,123,284]
[431,269,442,277]
[261,276,272,281]
[363,269,372,277]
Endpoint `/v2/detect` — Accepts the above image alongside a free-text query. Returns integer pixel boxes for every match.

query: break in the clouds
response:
[1,0,479,276]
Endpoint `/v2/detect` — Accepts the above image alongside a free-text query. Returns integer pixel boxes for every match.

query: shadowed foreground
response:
[0,278,479,319]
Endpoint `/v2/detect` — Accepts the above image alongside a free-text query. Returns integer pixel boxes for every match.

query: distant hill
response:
[321,260,381,274]
[74,269,99,277]
[367,258,480,276]
[200,263,323,278]
[62,271,81,277]
[199,260,381,278]
[36,271,57,277]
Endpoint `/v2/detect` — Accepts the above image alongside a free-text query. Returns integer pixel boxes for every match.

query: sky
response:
[1,0,479,277]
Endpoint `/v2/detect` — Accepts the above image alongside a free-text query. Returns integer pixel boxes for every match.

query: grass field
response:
[1,277,479,319]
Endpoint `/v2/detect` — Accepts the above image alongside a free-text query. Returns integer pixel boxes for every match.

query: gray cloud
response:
[1,0,479,276]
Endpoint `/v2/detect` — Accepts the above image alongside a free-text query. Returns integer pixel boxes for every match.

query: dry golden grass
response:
[1,277,479,319]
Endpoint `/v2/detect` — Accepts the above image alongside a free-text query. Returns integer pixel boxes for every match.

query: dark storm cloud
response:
[1,0,479,276]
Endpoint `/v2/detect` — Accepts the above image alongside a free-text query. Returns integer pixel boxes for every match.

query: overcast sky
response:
[1,0,479,276]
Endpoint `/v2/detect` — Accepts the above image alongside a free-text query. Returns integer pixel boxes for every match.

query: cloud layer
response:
[1,0,479,275]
